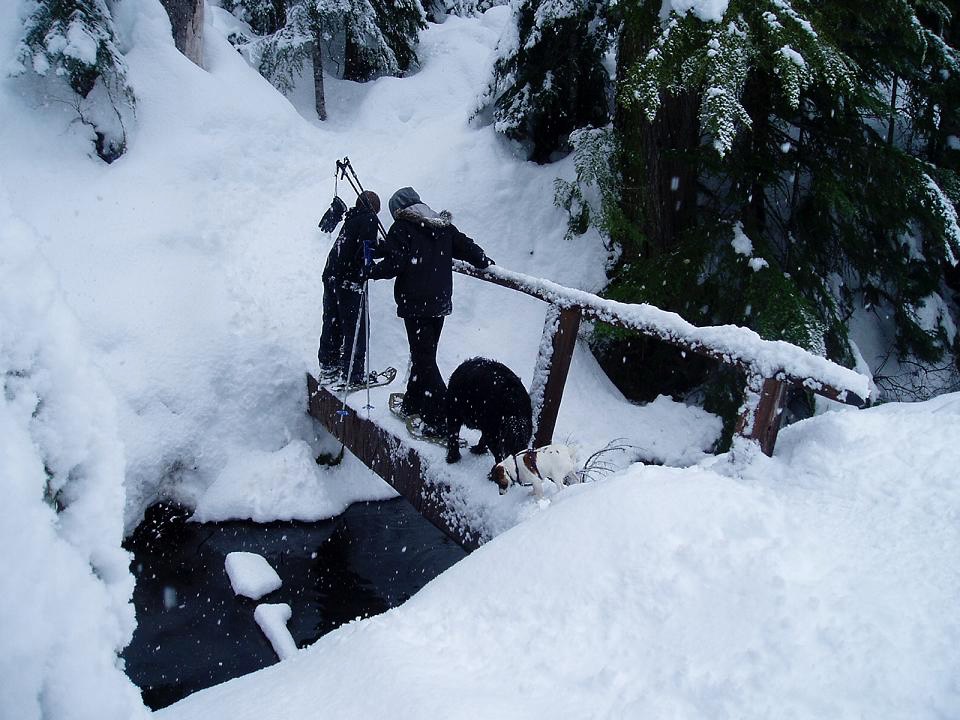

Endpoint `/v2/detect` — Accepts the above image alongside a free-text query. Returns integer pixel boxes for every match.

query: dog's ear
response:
[491,464,510,494]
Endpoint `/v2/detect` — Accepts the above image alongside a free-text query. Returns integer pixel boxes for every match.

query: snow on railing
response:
[456,261,869,401]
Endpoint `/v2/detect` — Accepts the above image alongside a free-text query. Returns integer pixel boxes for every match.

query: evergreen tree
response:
[369,0,426,76]
[222,0,287,35]
[424,0,506,22]
[344,0,426,82]
[12,0,135,162]
[234,0,425,119]
[480,0,613,162]
[574,0,960,411]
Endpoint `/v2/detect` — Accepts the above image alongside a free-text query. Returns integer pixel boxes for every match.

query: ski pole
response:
[363,283,374,412]
[337,281,367,420]
[336,157,388,240]
[339,160,385,238]
[331,158,380,416]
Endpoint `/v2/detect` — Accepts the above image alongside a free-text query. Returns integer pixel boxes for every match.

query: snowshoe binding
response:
[318,365,341,385]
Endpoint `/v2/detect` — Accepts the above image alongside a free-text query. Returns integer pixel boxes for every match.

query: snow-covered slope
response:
[159,395,960,720]
[1,1,716,535]
[0,186,147,719]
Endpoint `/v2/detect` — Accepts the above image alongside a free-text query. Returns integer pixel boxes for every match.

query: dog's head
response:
[489,461,515,494]
[489,449,540,494]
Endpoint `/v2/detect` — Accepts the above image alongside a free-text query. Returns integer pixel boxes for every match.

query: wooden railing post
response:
[530,305,582,447]
[735,375,788,456]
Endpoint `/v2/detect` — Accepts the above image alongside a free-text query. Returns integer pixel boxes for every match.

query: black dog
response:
[445,357,533,465]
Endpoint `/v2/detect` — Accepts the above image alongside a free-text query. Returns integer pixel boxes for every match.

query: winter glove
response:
[477,255,495,269]
[318,196,347,233]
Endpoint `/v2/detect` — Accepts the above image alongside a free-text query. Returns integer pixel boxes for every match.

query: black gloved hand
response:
[318,196,347,233]
[477,255,495,269]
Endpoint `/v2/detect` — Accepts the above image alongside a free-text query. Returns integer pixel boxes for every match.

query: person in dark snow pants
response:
[317,190,381,385]
[368,187,494,435]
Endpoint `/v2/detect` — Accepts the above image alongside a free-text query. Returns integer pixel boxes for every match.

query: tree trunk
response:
[930,13,960,171]
[614,2,699,259]
[614,4,652,258]
[637,91,700,256]
[739,69,774,239]
[272,0,286,32]
[159,0,204,68]
[312,37,327,122]
[887,76,898,148]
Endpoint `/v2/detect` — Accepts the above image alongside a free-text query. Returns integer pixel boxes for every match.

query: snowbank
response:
[160,395,960,719]
[0,183,147,719]
[193,440,395,523]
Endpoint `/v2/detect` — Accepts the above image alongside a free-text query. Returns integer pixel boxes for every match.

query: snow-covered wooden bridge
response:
[308,263,870,551]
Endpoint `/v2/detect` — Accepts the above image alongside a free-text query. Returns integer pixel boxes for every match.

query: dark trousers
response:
[402,316,446,429]
[318,276,367,383]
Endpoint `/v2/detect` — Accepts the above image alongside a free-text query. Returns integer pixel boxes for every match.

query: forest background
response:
[16,0,960,439]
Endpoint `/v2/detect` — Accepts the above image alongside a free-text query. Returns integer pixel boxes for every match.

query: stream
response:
[122,499,465,710]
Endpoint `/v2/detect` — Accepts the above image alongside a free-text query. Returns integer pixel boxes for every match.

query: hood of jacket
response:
[395,203,452,228]
[389,186,421,218]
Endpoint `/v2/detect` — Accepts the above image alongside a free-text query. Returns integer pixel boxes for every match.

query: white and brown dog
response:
[490,444,580,497]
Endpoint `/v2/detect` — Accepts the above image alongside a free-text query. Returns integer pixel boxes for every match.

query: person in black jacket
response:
[369,187,493,435]
[318,190,381,385]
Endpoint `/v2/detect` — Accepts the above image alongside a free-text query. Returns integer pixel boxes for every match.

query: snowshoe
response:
[318,366,341,385]
[388,393,466,448]
[388,392,411,419]
[332,367,397,393]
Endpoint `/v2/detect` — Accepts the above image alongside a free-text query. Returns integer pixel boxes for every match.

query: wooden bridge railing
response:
[304,262,870,550]
[454,261,870,456]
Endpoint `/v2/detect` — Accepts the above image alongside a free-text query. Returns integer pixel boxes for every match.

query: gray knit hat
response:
[388,187,421,219]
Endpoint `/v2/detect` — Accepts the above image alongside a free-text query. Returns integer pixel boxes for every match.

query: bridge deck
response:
[308,373,494,551]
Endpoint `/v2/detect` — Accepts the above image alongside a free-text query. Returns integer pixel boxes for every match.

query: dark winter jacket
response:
[369,204,491,318]
[322,206,380,288]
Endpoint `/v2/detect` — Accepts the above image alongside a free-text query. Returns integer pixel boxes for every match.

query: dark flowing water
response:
[122,500,465,710]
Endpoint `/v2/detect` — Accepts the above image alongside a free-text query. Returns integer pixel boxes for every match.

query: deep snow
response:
[0,178,147,720]
[159,395,960,720]
[2,0,958,718]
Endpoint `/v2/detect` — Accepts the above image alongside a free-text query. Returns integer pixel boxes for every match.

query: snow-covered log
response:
[455,261,869,404]
[456,260,870,455]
